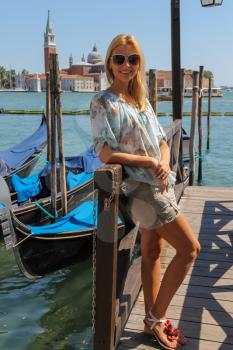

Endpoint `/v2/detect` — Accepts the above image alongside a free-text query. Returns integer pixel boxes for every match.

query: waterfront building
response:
[15,12,108,92]
[26,74,41,92]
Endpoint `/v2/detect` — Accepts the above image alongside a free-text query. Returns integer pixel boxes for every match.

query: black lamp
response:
[200,0,223,7]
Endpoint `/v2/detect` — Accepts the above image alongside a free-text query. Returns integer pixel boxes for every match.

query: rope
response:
[13,232,33,247]
[34,201,59,219]
[38,154,49,163]
[8,150,46,177]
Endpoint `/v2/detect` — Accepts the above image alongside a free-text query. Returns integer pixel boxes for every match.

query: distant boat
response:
[184,87,223,98]
[158,87,173,96]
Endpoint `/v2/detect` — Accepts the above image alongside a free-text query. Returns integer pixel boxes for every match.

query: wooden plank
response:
[166,248,233,260]
[117,186,233,349]
[181,198,233,207]
[131,304,233,327]
[166,244,233,255]
[118,331,233,350]
[182,206,233,216]
[161,264,233,279]
[126,318,233,344]
[115,257,142,347]
[160,255,233,270]
[129,305,233,328]
[163,246,233,262]
[184,186,233,193]
[137,293,233,315]
[160,264,233,279]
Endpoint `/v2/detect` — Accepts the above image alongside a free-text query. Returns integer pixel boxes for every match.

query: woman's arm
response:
[156,140,171,192]
[99,143,159,170]
[156,140,171,179]
[160,139,170,165]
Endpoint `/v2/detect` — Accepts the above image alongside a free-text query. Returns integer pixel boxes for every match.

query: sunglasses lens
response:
[112,55,125,65]
[128,54,140,65]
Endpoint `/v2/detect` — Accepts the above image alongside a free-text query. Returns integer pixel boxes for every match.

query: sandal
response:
[163,319,187,346]
[144,312,187,347]
[144,311,179,350]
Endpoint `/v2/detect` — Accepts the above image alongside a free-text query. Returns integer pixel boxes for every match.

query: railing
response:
[93,119,185,350]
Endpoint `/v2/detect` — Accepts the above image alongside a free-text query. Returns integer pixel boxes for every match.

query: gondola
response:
[0,114,47,190]
[0,175,125,279]
[0,146,102,232]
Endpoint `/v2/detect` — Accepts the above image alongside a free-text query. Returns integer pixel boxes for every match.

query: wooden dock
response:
[117,186,233,350]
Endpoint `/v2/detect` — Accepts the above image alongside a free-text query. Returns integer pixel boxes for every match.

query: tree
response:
[0,66,7,88]
[203,70,214,79]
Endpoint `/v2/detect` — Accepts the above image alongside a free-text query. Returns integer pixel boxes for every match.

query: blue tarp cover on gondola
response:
[57,145,102,173]
[41,145,102,176]
[67,171,93,190]
[0,116,47,176]
[11,171,42,202]
[29,201,122,235]
[11,170,93,202]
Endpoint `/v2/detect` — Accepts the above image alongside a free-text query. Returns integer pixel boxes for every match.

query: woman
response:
[90,34,201,350]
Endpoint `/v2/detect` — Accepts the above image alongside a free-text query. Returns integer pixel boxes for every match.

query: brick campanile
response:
[44,10,56,73]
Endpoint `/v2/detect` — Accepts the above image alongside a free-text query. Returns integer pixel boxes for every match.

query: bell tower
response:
[44,10,56,73]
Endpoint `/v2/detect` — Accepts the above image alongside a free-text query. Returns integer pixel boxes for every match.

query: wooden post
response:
[207,77,212,151]
[49,54,57,219]
[171,0,182,120]
[148,69,157,114]
[189,71,199,185]
[198,65,204,184]
[53,54,67,216]
[94,164,122,350]
[46,72,52,163]
[181,68,185,117]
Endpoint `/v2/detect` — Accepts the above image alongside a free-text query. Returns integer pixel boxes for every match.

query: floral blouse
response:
[90,90,176,187]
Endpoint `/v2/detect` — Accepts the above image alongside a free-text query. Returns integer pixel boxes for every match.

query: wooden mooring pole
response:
[148,69,157,114]
[198,65,204,184]
[53,54,67,216]
[171,0,182,120]
[46,72,52,163]
[94,165,122,350]
[49,54,57,219]
[207,77,212,151]
[93,165,141,350]
[189,71,199,185]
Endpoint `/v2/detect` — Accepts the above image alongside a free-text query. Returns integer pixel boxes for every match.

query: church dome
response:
[87,44,103,64]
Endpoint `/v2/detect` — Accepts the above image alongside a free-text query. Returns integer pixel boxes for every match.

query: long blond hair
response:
[105,34,147,112]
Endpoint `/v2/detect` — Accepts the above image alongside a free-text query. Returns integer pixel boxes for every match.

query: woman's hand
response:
[156,160,170,180]
[158,177,169,193]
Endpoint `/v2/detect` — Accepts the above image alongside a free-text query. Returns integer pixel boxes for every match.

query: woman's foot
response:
[144,312,179,350]
[164,319,187,346]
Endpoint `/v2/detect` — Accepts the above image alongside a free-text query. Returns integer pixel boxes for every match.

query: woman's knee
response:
[140,231,164,261]
[179,240,201,262]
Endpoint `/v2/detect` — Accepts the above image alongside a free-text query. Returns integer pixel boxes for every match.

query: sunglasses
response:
[111,54,140,66]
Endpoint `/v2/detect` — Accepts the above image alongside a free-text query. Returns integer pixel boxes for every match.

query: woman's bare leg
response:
[150,212,201,319]
[142,212,200,348]
[140,229,165,314]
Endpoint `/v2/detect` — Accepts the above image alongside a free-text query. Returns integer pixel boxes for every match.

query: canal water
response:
[0,91,232,349]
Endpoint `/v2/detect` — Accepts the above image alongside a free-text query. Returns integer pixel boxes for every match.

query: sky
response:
[0,0,232,86]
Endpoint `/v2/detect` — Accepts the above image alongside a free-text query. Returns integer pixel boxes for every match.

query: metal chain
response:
[91,184,97,334]
[104,190,115,211]
[91,185,115,334]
